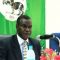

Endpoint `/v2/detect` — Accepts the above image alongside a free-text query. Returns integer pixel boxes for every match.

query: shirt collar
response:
[17,34,29,45]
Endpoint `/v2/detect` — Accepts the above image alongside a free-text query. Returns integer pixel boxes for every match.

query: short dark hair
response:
[16,15,31,25]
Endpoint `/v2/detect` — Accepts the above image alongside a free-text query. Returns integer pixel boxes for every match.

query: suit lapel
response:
[29,38,37,52]
[11,35,22,60]
[29,38,39,60]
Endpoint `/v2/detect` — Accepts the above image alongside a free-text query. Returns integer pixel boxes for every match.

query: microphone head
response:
[36,34,54,40]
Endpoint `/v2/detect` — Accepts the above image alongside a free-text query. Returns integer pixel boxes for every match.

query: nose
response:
[26,27,30,32]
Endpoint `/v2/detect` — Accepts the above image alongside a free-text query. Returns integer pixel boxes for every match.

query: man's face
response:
[17,18,32,40]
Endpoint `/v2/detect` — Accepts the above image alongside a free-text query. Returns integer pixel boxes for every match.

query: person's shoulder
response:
[0,35,17,47]
[30,37,39,41]
[29,37,40,44]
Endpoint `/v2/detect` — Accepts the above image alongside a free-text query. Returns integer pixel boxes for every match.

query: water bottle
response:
[27,45,35,60]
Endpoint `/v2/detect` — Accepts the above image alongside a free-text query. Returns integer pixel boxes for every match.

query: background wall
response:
[0,0,45,48]
[46,0,60,48]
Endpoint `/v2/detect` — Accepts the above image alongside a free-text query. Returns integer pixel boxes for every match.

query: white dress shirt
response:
[17,34,29,60]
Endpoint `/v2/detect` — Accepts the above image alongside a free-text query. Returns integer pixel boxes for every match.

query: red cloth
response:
[44,48,53,55]
[54,55,60,60]
[40,56,47,60]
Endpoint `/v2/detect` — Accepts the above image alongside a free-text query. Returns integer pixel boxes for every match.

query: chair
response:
[0,35,12,40]
[49,33,60,52]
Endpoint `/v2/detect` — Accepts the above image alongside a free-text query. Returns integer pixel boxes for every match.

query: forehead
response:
[20,19,32,25]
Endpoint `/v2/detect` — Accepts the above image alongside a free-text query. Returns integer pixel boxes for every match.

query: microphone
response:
[40,34,53,39]
[36,34,54,40]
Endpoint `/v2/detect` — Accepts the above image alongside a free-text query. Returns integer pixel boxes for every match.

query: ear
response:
[16,23,17,28]
[16,23,19,29]
[16,23,20,29]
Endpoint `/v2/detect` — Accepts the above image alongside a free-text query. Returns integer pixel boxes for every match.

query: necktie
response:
[22,41,28,60]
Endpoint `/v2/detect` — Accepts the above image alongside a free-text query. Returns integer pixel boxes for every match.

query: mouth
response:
[22,33,30,40]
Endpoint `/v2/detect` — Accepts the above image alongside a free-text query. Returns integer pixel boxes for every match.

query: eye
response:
[22,25,27,28]
[20,24,32,29]
[28,25,32,28]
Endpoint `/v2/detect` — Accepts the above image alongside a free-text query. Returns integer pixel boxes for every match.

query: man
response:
[0,15,41,60]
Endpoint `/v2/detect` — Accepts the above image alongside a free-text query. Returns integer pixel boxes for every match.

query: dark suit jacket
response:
[0,35,41,60]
